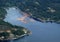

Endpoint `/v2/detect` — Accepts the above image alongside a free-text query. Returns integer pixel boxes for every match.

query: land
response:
[0,2,31,40]
[0,0,60,23]
[0,0,60,40]
[0,20,31,40]
[0,11,31,40]
[0,26,30,40]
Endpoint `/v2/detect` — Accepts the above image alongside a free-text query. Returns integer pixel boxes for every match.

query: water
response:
[4,7,60,42]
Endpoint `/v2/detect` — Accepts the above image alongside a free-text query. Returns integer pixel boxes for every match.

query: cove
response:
[4,7,60,42]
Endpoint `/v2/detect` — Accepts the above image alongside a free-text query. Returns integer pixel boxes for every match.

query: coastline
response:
[29,16,60,24]
[4,7,60,24]
[13,7,60,24]
[0,28,31,41]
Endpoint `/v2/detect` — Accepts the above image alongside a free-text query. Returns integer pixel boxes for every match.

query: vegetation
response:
[11,29,25,36]
[0,18,29,40]
[0,8,7,19]
[0,0,60,23]
[0,19,29,40]
[0,20,28,40]
[0,0,31,40]
[0,32,9,39]
[0,0,60,40]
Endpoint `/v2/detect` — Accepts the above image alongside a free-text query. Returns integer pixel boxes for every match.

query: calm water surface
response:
[4,7,60,42]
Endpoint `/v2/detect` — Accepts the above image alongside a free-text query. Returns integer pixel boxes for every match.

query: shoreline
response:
[0,24,31,41]
[0,30,31,41]
[14,7,60,24]
[29,16,60,24]
[5,7,60,24]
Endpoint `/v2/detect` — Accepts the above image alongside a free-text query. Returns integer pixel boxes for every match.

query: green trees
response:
[0,0,60,22]
[0,8,7,19]
[0,32,9,39]
[11,29,25,36]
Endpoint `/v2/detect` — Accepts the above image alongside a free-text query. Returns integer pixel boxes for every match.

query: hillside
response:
[0,0,60,23]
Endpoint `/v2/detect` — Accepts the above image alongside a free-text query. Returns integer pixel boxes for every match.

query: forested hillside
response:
[0,0,60,23]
